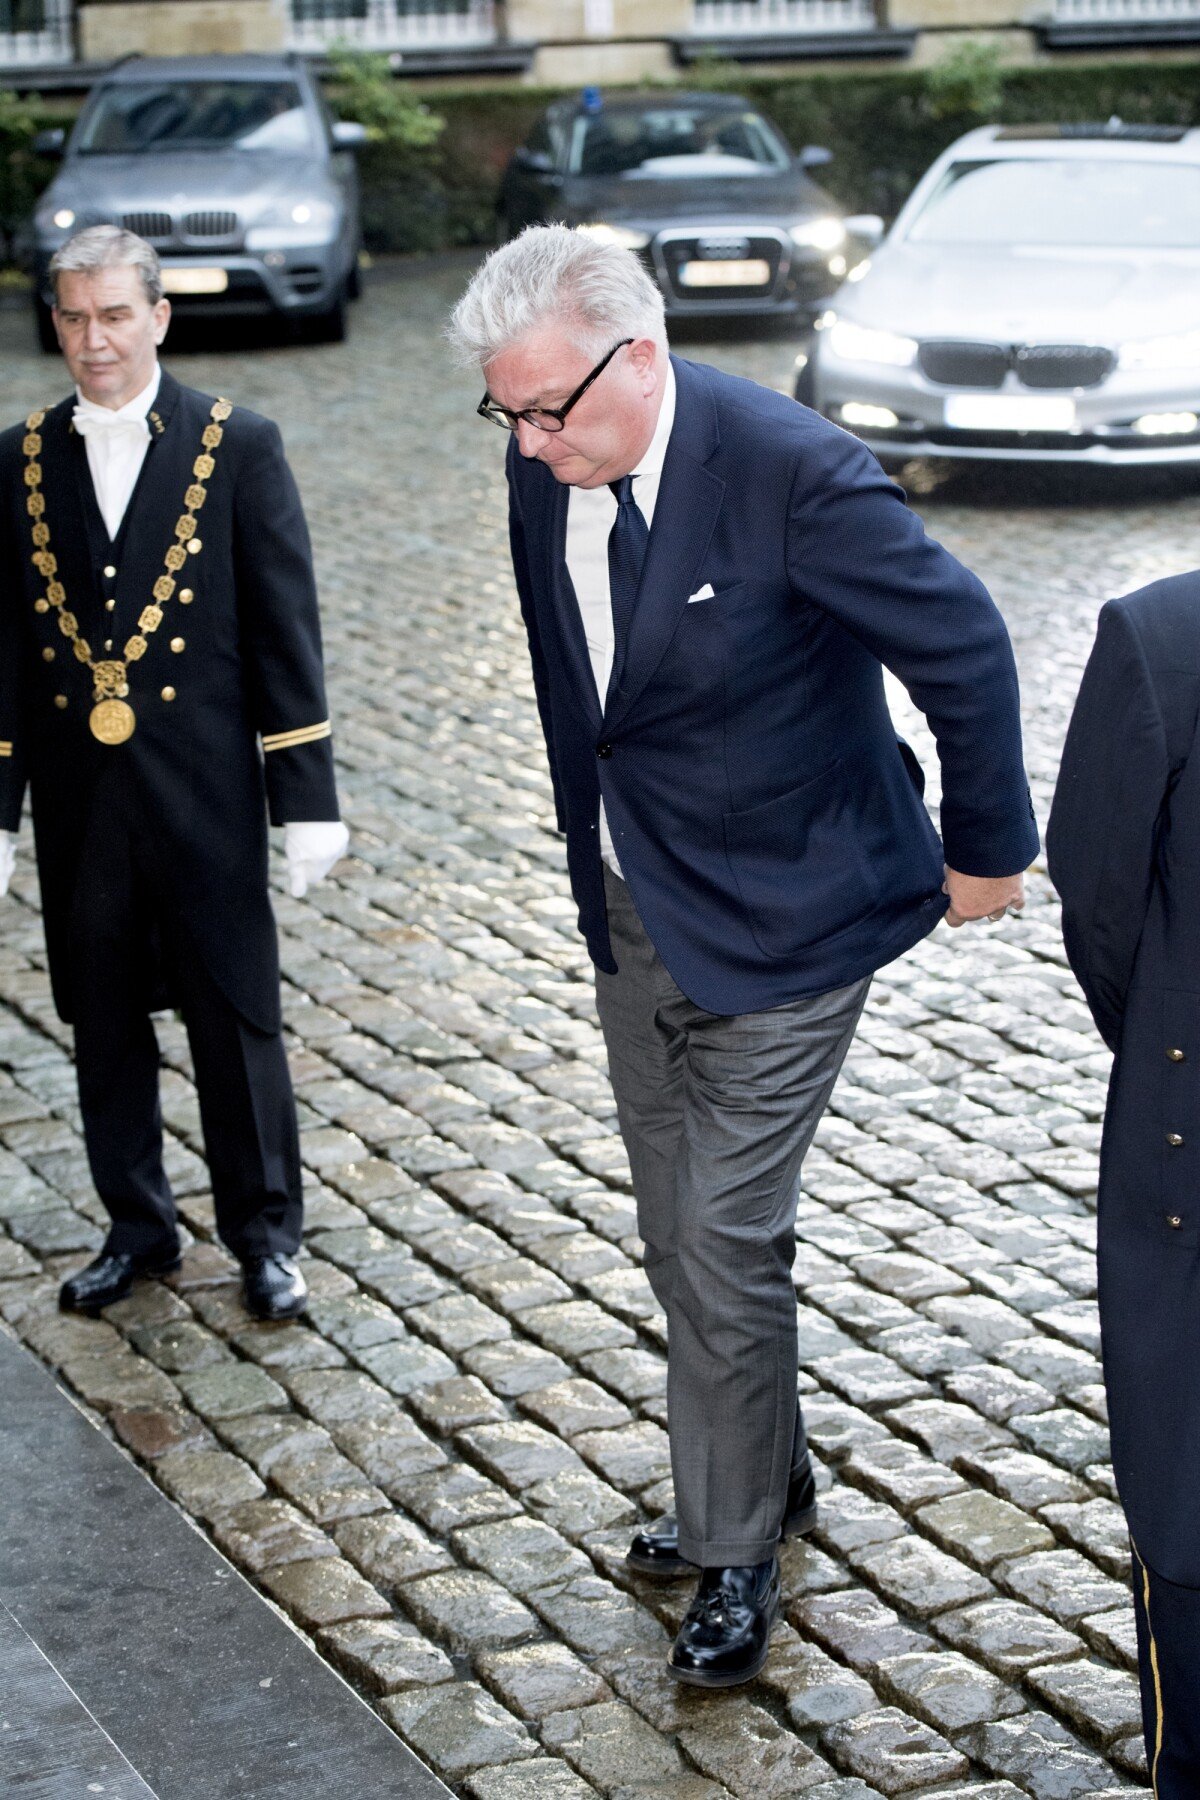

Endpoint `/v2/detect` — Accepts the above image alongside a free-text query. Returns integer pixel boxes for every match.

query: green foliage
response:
[327,46,444,152]
[0,89,76,263]
[326,48,448,253]
[923,38,1005,122]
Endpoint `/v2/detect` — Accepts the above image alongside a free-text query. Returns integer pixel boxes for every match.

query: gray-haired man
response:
[450,227,1036,1686]
[0,226,348,1320]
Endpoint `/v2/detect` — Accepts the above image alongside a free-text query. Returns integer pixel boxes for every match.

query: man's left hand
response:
[942,866,1025,928]
[284,820,350,898]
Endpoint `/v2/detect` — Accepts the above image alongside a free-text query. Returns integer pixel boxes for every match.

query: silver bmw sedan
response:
[801,122,1200,467]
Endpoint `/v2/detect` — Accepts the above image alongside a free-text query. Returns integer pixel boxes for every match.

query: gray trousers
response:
[595,866,869,1566]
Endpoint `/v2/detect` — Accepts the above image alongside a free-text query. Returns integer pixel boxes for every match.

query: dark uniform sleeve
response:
[232,415,340,826]
[1047,599,1172,1051]
[0,466,29,836]
[786,428,1039,878]
[508,441,566,832]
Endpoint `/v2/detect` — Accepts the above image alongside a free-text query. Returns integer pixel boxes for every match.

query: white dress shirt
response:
[72,364,162,541]
[565,361,677,876]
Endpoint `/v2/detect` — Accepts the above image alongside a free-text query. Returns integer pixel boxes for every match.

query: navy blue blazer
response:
[509,354,1038,1012]
[1048,575,1200,1586]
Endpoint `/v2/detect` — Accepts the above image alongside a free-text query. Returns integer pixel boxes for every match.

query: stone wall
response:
[77,0,286,62]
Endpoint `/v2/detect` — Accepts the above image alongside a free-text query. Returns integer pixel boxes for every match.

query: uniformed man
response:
[0,226,348,1320]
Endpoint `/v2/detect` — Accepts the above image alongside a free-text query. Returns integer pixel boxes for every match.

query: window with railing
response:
[0,0,72,63]
[288,0,495,52]
[692,0,876,33]
[1052,0,1200,18]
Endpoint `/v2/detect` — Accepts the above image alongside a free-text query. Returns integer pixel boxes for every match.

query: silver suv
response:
[30,53,366,348]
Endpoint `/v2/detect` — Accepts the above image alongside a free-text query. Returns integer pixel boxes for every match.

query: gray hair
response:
[49,224,164,306]
[448,223,666,370]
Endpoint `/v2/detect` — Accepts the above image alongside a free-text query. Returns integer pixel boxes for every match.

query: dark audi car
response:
[499,90,866,320]
[29,53,365,347]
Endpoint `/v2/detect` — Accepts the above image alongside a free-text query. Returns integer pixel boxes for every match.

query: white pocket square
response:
[688,583,716,604]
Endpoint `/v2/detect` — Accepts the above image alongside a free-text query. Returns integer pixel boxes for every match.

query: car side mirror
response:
[332,120,369,150]
[798,145,832,169]
[843,213,885,247]
[33,128,66,160]
[514,146,556,175]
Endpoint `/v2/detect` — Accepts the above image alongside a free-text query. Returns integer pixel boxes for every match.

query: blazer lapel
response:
[540,469,603,731]
[115,367,189,591]
[602,357,724,734]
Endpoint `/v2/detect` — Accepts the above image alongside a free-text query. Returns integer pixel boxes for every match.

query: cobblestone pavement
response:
[3,256,1199,1800]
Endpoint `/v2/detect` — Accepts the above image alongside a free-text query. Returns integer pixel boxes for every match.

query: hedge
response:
[3,55,1200,262]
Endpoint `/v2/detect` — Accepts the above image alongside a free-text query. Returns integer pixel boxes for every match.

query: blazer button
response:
[597,743,612,759]
[1168,1047,1186,1062]
[1167,1132,1184,1147]
[103,564,116,579]
[1168,1213,1184,1229]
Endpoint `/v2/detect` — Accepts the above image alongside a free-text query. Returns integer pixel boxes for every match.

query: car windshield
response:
[566,108,789,179]
[908,156,1200,249]
[76,81,316,155]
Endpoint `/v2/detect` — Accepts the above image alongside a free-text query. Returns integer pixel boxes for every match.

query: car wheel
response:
[34,296,58,354]
[308,284,348,345]
[347,255,362,302]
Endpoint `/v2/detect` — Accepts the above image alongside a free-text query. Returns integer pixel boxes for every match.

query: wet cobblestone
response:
[0,255,1184,1794]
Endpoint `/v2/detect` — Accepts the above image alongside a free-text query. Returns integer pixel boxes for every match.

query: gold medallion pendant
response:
[90,698,136,745]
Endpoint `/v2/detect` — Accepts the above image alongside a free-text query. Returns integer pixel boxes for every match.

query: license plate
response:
[162,267,229,296]
[943,394,1076,431]
[679,258,771,288]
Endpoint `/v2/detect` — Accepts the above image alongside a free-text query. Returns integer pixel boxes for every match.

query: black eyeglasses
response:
[478,339,634,433]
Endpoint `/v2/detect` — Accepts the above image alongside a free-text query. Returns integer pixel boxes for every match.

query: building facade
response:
[4,0,1200,85]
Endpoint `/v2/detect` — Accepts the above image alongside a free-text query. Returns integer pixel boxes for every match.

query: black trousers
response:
[68,765,302,1263]
[1132,1541,1200,1795]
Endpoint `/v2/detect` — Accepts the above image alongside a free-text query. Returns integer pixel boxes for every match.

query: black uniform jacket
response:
[0,368,339,1034]
[1047,574,1200,1587]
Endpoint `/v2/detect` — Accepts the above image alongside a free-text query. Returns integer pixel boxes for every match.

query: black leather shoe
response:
[668,1558,781,1688]
[242,1254,307,1321]
[626,1458,818,1581]
[59,1247,181,1314]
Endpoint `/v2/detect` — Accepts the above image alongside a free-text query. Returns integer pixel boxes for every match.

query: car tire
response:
[308,283,348,345]
[34,296,58,354]
[347,254,362,301]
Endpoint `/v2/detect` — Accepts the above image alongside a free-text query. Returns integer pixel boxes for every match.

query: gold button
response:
[1167,1133,1184,1147]
[180,588,194,604]
[104,640,113,651]
[54,694,67,709]
[103,564,116,578]
[1168,1048,1186,1062]
[1168,1214,1184,1228]
[42,647,54,662]
[170,637,185,653]
[105,598,116,612]
[35,598,49,613]
[186,538,202,555]
[161,686,176,702]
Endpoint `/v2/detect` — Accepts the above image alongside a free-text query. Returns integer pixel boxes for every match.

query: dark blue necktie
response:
[606,474,649,706]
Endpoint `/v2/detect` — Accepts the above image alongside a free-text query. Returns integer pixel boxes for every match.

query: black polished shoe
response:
[242,1253,307,1321]
[626,1458,818,1581]
[668,1558,781,1688]
[59,1246,181,1315]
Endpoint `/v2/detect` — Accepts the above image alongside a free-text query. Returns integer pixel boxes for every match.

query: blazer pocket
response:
[723,760,881,961]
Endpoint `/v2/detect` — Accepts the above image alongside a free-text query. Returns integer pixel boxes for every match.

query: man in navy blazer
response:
[451,226,1037,1687]
[1049,579,1200,1788]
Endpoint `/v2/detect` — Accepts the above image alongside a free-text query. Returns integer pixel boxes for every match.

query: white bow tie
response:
[73,407,151,445]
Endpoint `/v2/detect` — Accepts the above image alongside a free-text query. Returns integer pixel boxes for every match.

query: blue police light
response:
[582,87,604,115]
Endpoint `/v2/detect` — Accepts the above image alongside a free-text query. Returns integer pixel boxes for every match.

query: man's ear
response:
[153,298,171,345]
[628,335,661,393]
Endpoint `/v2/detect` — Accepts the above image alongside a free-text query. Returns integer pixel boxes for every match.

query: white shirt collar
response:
[74,362,162,425]
[632,359,676,483]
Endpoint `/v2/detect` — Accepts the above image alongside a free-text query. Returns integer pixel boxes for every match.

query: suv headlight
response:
[789,216,845,252]
[36,204,87,235]
[577,223,651,250]
[1119,330,1200,373]
[827,318,917,368]
[246,197,339,251]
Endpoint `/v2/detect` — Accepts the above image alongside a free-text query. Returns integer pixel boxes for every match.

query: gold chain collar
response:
[22,396,232,744]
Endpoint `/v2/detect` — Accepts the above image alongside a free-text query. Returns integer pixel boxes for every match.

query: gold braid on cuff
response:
[262,720,332,753]
[0,742,12,758]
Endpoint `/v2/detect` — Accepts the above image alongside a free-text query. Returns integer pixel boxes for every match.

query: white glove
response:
[284,820,349,898]
[0,832,15,899]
